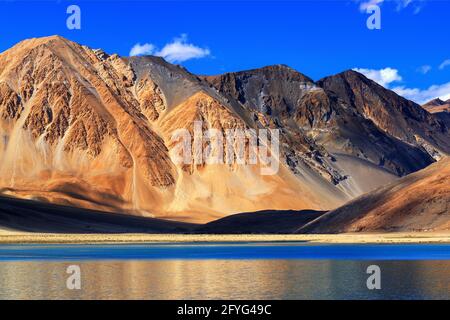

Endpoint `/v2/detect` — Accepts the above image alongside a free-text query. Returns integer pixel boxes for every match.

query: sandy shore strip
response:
[0,232,449,244]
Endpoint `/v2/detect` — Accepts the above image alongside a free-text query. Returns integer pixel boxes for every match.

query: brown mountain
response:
[297,157,450,234]
[203,67,440,181]
[422,98,450,128]
[0,36,345,222]
[423,98,450,113]
[317,70,450,160]
[0,36,448,224]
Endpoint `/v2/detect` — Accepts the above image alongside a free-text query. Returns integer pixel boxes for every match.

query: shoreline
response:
[0,232,450,244]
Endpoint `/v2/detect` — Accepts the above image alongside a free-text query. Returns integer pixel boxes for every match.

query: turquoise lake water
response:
[0,243,449,299]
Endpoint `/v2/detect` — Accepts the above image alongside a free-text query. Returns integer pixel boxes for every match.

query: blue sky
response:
[0,0,449,103]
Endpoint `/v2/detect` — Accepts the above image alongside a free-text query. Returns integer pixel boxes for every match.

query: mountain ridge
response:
[0,35,448,223]
[297,157,450,233]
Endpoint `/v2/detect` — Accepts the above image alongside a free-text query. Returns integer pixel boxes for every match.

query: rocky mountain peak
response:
[318,69,450,158]
[424,98,446,107]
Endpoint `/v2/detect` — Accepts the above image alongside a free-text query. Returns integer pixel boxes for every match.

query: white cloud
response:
[359,0,384,12]
[129,34,210,63]
[129,43,155,56]
[353,66,450,104]
[412,5,423,14]
[396,0,412,11]
[155,34,210,63]
[393,83,450,104]
[417,65,432,74]
[439,59,450,70]
[356,0,425,13]
[353,67,402,87]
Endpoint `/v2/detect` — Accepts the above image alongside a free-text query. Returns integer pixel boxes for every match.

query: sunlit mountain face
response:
[0,36,448,227]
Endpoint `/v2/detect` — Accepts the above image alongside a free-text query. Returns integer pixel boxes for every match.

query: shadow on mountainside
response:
[0,195,325,234]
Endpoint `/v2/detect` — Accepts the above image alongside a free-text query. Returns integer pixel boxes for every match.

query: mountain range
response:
[297,157,449,233]
[423,98,450,128]
[423,98,450,114]
[0,36,448,228]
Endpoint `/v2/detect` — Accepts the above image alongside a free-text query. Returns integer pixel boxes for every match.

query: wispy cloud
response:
[358,0,384,12]
[417,65,432,74]
[395,0,412,11]
[356,0,425,14]
[353,67,402,87]
[353,66,450,104]
[155,34,210,63]
[393,83,450,104]
[439,59,450,70]
[129,43,155,56]
[129,34,210,63]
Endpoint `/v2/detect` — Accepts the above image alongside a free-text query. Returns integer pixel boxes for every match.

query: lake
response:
[0,243,449,299]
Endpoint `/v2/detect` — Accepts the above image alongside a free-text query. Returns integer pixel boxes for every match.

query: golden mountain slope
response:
[156,91,345,221]
[0,36,177,217]
[2,36,447,225]
[0,36,348,223]
[297,157,450,233]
